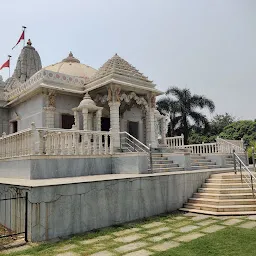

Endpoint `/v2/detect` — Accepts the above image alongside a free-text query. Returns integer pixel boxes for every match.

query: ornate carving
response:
[48,90,56,107]
[151,95,156,108]
[95,94,108,105]
[115,86,121,102]
[120,92,148,110]
[107,87,112,102]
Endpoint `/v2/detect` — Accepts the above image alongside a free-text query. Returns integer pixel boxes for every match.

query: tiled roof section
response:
[88,54,152,83]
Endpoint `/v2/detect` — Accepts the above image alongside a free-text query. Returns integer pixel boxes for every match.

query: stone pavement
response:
[3,213,256,255]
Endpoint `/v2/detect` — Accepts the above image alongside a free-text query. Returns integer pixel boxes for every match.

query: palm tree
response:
[157,97,179,137]
[157,87,215,144]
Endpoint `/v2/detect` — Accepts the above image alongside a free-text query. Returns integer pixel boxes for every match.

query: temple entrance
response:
[62,114,74,129]
[128,121,139,139]
[101,117,110,131]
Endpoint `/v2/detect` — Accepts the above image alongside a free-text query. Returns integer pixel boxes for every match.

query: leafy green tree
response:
[188,113,236,144]
[219,120,256,146]
[157,87,215,144]
[210,113,236,135]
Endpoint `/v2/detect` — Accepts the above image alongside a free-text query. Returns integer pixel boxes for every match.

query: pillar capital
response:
[108,101,121,108]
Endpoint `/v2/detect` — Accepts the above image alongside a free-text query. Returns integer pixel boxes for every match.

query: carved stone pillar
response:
[44,90,56,128]
[146,93,157,147]
[44,107,56,128]
[146,108,157,147]
[82,108,88,130]
[109,102,120,148]
[96,109,102,131]
[73,109,80,129]
[87,113,93,130]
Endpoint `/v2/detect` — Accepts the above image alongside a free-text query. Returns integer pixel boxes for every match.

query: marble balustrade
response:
[0,124,113,159]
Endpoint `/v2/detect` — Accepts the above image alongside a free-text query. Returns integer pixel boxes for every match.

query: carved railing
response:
[165,135,244,154]
[0,124,113,159]
[0,128,34,158]
[165,135,184,149]
[216,137,244,154]
[183,142,218,154]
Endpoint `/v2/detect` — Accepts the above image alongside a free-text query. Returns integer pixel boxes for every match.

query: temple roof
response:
[87,54,152,84]
[4,40,42,91]
[45,52,97,79]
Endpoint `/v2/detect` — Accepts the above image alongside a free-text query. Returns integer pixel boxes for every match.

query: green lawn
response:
[156,227,256,256]
[2,213,256,256]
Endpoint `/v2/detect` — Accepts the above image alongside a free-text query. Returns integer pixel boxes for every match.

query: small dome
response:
[44,52,97,78]
[78,93,100,111]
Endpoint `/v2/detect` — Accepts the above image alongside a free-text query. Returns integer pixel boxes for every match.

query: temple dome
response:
[44,52,97,79]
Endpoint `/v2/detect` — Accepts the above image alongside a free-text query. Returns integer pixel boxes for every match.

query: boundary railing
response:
[165,134,244,154]
[233,151,256,197]
[0,192,28,242]
[165,135,184,149]
[0,123,113,159]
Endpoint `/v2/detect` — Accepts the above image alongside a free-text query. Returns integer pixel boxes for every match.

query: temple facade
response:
[0,40,166,148]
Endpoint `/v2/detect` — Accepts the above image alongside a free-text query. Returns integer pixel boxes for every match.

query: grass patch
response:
[155,227,256,256]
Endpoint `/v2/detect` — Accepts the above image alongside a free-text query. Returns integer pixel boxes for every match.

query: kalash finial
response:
[27,39,32,46]
[69,51,73,57]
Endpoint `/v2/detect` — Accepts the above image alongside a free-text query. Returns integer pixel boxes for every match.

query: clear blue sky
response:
[0,0,255,119]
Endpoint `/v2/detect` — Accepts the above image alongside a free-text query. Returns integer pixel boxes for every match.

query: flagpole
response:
[8,55,11,78]
[22,26,27,47]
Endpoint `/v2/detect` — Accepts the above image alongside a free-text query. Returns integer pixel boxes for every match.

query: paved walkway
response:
[3,213,256,255]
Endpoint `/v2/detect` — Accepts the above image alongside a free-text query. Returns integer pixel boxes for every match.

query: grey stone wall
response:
[0,153,148,179]
[0,107,9,134]
[0,169,227,241]
[9,94,45,131]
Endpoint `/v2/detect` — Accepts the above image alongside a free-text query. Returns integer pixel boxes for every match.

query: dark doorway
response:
[12,121,18,133]
[101,117,110,131]
[62,114,74,129]
[128,121,139,139]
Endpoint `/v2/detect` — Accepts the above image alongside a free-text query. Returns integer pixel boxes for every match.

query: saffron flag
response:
[12,31,25,50]
[0,59,10,70]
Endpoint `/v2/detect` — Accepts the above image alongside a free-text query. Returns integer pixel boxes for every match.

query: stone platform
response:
[0,167,233,242]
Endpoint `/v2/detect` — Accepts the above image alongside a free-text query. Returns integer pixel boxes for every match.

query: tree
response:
[219,120,256,146]
[157,87,215,144]
[210,113,236,135]
[188,113,236,144]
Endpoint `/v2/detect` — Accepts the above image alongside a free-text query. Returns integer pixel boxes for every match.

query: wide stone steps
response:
[151,153,184,173]
[205,178,243,184]
[191,165,221,170]
[153,167,184,173]
[188,198,256,206]
[190,154,218,170]
[202,183,249,189]
[184,203,256,212]
[193,192,255,200]
[198,187,253,194]
[180,171,256,215]
[179,207,256,216]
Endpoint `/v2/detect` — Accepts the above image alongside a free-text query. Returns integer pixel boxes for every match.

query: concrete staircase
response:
[225,155,234,167]
[152,153,184,173]
[180,172,256,215]
[191,155,219,170]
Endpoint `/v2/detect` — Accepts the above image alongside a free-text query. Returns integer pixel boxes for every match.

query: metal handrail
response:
[119,132,149,152]
[233,151,256,197]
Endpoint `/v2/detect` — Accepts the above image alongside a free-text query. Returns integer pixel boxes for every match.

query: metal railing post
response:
[120,133,122,152]
[252,147,255,172]
[251,175,255,198]
[149,144,153,173]
[233,149,237,174]
[24,192,28,242]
